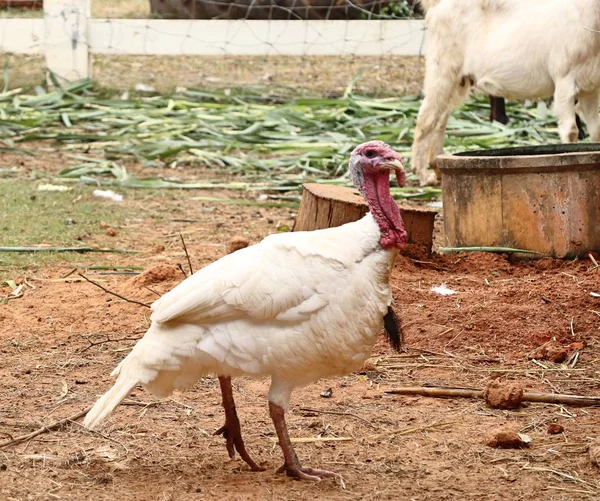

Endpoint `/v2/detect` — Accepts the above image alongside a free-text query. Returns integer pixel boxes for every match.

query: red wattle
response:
[363,171,408,249]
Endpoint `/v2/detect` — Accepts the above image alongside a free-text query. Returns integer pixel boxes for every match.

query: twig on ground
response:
[523,466,594,486]
[362,421,455,441]
[176,263,188,279]
[78,273,150,308]
[122,400,159,408]
[268,421,454,445]
[385,385,600,406]
[81,332,144,352]
[179,233,194,275]
[268,436,353,444]
[0,246,137,253]
[62,268,77,278]
[143,285,161,297]
[0,406,93,449]
[570,317,575,337]
[298,407,377,429]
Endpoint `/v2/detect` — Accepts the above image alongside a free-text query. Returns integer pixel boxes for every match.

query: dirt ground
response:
[1,151,600,501]
[0,53,425,96]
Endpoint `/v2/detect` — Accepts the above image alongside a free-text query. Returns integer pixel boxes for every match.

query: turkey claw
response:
[276,462,338,481]
[214,423,265,472]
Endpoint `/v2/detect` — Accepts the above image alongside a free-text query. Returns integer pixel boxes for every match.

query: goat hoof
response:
[419,171,439,187]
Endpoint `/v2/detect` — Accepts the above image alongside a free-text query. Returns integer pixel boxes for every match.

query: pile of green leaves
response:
[0,80,561,198]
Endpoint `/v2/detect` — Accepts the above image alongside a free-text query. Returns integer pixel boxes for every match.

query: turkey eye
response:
[365,150,375,158]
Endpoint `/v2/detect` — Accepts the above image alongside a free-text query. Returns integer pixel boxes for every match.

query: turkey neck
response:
[363,170,407,249]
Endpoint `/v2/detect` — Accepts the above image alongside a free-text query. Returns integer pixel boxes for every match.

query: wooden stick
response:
[386,386,483,399]
[78,273,150,309]
[523,391,600,406]
[385,386,600,407]
[179,233,194,275]
[0,406,93,449]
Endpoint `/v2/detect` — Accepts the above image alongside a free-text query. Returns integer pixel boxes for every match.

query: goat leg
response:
[489,95,509,125]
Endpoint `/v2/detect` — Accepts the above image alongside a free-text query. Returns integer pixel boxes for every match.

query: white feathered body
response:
[84,213,396,429]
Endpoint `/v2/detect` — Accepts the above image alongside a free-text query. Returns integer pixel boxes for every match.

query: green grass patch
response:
[0,179,135,276]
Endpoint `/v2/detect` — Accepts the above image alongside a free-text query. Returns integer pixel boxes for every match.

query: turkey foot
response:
[215,376,264,471]
[269,401,338,481]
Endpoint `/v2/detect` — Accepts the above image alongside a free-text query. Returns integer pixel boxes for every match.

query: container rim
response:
[436,143,600,173]
[451,143,600,157]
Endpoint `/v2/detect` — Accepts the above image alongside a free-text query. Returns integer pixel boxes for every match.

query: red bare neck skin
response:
[363,171,408,249]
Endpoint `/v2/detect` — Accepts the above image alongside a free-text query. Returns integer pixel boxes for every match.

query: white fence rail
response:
[0,0,427,82]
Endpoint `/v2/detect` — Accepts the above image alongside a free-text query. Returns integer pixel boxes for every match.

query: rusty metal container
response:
[437,144,600,258]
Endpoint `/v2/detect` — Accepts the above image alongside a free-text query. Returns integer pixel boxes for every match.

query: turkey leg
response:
[214,376,264,471]
[269,401,338,481]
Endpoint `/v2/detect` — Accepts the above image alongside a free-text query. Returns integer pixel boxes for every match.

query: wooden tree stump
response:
[293,183,438,252]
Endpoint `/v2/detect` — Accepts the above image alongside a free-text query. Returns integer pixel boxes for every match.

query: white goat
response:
[412,0,600,186]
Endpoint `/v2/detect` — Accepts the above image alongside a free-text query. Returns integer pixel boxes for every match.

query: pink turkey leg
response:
[214,376,264,471]
[269,402,338,481]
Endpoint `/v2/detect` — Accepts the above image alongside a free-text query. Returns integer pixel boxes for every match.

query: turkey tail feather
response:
[383,306,403,352]
[82,376,138,430]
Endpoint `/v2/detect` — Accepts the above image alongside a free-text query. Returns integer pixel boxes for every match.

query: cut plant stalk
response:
[1,81,563,198]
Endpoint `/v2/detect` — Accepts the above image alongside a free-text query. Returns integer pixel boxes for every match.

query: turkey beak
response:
[382,158,406,188]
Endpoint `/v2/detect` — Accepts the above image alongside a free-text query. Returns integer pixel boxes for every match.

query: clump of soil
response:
[528,339,568,363]
[486,427,531,449]
[547,423,564,435]
[125,265,182,290]
[227,235,251,254]
[453,251,513,274]
[483,380,524,409]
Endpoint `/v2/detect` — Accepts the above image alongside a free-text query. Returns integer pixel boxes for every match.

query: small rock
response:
[590,444,600,468]
[483,379,524,409]
[547,423,564,435]
[486,427,532,449]
[320,388,333,398]
[152,244,165,254]
[105,227,117,237]
[227,236,250,254]
[100,221,108,229]
[528,339,568,363]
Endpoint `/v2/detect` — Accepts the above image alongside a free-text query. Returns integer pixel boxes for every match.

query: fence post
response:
[43,0,91,82]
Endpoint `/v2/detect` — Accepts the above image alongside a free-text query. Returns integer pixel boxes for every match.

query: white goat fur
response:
[412,0,600,185]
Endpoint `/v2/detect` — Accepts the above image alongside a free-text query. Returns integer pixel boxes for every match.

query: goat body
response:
[412,0,600,185]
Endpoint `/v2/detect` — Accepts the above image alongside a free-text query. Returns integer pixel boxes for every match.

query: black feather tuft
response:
[383,306,403,352]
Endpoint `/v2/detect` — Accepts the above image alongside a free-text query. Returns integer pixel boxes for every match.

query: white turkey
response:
[83,140,407,480]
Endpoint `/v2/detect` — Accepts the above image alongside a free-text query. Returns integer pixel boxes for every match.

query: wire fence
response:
[0,1,426,92]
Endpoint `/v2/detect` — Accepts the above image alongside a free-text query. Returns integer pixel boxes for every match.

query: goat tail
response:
[82,375,137,430]
[419,0,442,10]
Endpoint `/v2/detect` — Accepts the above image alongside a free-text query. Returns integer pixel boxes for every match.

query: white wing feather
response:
[150,218,378,326]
